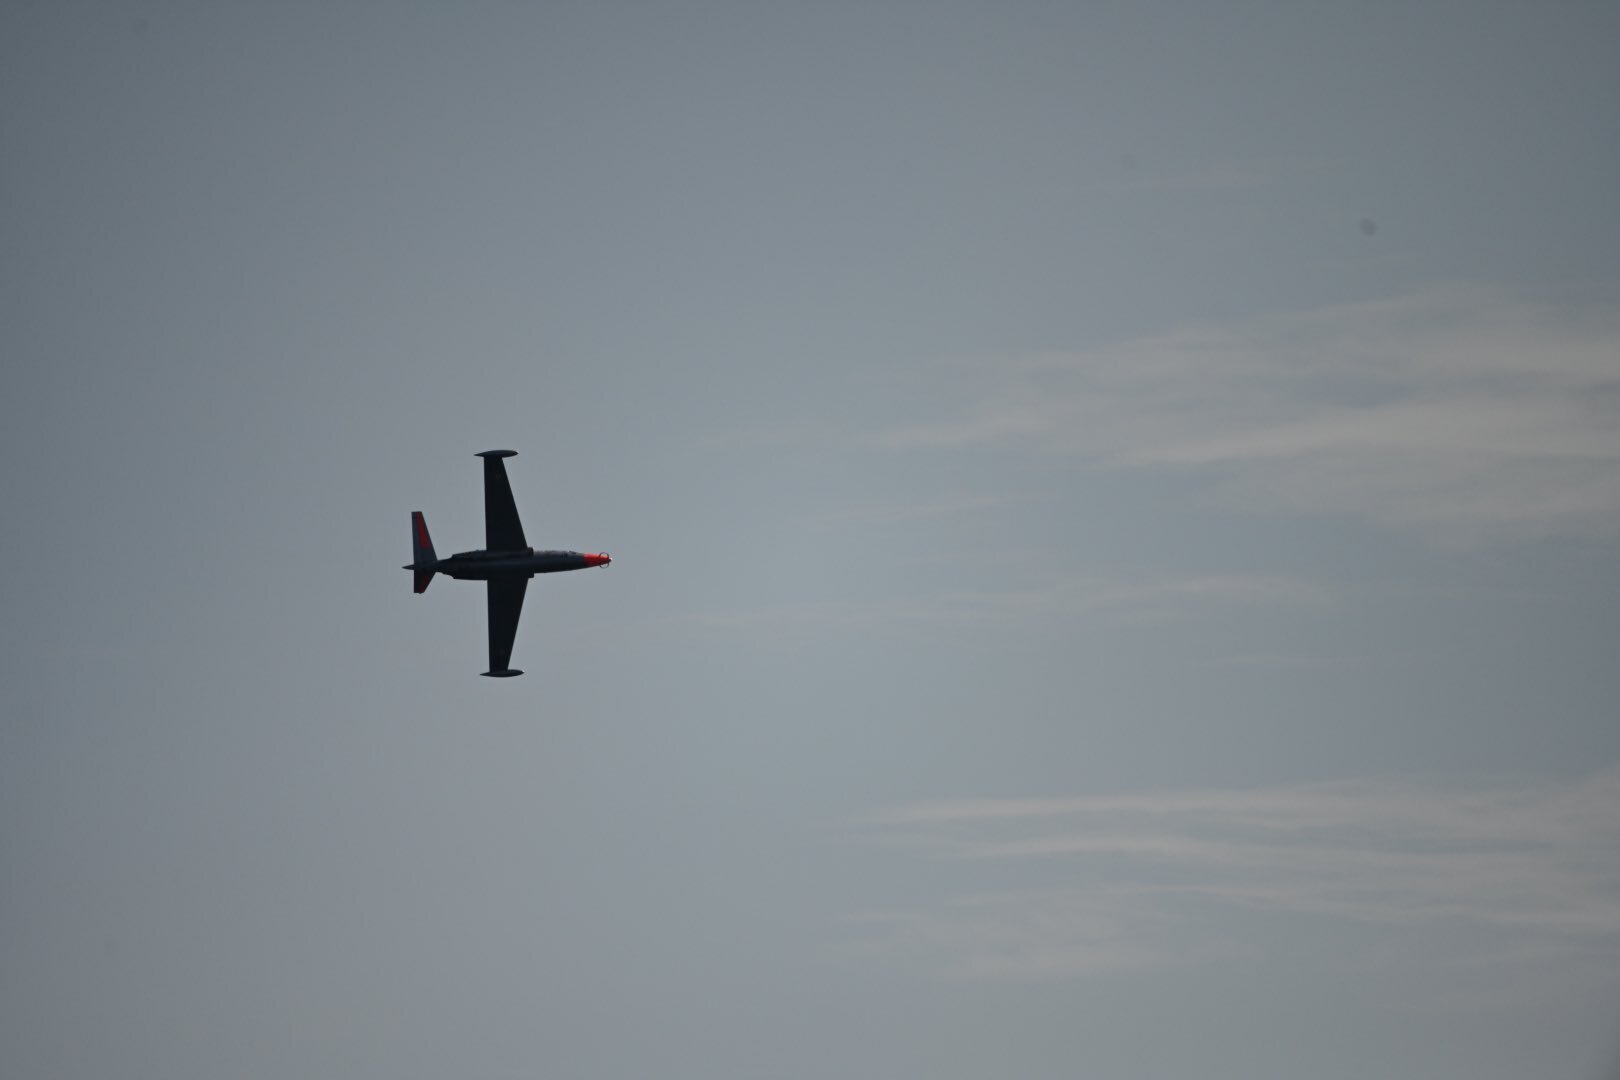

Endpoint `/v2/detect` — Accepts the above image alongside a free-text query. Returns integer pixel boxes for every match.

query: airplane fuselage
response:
[406,548,610,581]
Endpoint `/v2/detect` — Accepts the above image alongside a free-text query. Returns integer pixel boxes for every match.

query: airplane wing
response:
[484,575,529,677]
[477,450,528,552]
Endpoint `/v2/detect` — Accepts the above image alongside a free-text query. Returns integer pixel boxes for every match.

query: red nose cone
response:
[584,552,611,567]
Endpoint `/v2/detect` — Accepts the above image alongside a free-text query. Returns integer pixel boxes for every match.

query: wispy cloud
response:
[882,285,1620,540]
[853,767,1620,980]
[1128,161,1279,191]
[812,492,1014,526]
[1105,152,1313,193]
[673,571,1323,631]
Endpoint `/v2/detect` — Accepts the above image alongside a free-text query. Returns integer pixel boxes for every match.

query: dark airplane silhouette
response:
[405,450,610,677]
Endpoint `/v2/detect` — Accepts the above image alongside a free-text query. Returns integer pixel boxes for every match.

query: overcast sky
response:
[4,3,1619,1078]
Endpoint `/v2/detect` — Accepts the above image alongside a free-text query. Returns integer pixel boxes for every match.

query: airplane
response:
[404,450,611,677]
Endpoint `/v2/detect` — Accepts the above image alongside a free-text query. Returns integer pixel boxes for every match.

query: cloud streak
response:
[882,285,1620,540]
[854,767,1620,980]
[674,571,1323,631]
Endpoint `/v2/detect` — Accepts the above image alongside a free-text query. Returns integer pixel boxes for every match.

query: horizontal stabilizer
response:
[481,669,524,678]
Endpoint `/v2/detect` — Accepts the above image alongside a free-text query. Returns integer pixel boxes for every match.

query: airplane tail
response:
[411,511,438,593]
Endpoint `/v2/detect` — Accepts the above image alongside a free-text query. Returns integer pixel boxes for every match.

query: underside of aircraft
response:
[405,451,610,677]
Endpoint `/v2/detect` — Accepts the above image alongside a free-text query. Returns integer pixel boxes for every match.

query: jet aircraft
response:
[405,450,611,677]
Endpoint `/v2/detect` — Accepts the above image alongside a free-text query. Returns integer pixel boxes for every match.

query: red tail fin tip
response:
[411,511,438,565]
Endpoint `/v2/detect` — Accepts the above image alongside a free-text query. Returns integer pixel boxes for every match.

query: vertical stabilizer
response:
[412,511,437,562]
[410,512,438,593]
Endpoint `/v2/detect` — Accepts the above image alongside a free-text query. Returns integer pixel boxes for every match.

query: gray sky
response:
[4,3,1619,1078]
